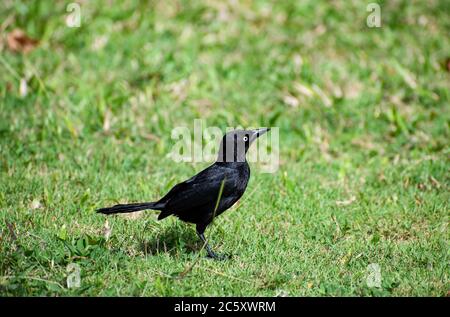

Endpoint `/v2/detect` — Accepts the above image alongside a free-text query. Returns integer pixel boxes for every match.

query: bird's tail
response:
[96,201,163,215]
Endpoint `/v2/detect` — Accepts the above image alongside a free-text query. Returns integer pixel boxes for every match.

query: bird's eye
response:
[243,136,248,142]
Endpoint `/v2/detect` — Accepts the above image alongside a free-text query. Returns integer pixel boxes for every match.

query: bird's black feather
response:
[97,128,270,259]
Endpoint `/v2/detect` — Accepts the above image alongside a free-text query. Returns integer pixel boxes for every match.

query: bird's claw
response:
[206,252,232,261]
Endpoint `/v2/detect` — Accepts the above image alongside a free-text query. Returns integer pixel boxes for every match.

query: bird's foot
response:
[206,251,232,261]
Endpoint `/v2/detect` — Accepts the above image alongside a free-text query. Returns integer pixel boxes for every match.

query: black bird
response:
[97,128,270,259]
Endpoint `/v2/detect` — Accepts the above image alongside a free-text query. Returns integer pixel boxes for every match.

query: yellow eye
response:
[243,136,248,142]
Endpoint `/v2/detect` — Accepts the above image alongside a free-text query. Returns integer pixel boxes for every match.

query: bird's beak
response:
[250,127,271,142]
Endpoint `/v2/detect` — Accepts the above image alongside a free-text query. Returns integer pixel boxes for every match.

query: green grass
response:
[0,0,449,296]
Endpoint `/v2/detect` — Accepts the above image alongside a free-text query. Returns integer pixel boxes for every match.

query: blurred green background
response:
[0,0,448,296]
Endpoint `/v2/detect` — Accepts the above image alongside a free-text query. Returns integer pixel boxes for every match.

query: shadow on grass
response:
[139,225,202,256]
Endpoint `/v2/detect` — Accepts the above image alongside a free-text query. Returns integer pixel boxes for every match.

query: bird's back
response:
[157,162,250,224]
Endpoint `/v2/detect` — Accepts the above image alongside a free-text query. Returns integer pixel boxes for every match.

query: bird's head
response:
[217,128,270,163]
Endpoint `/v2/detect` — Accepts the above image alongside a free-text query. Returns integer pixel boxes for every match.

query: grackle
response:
[97,128,270,259]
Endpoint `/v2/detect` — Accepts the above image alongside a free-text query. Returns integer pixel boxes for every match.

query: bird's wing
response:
[159,164,237,212]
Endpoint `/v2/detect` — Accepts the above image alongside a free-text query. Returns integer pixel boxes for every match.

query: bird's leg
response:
[196,225,229,260]
[197,232,220,259]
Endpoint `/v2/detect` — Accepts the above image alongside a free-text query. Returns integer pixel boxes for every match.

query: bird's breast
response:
[219,163,250,209]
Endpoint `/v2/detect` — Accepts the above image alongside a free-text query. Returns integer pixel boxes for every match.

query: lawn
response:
[0,0,449,296]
